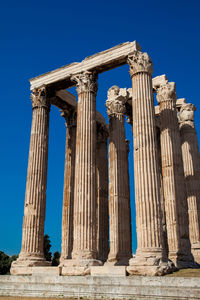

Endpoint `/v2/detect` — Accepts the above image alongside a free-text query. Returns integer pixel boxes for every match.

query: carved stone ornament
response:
[71,71,98,95]
[156,82,177,104]
[31,87,50,110]
[127,51,153,76]
[106,86,128,115]
[178,103,196,123]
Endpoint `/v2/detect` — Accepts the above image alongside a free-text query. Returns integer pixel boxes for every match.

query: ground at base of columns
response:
[165,268,200,277]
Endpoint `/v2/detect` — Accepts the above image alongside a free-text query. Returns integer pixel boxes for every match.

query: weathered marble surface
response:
[30,41,141,90]
[11,87,51,275]
[156,77,193,268]
[179,103,200,263]
[106,86,131,266]
[127,51,172,276]
[62,71,102,275]
[1,275,200,299]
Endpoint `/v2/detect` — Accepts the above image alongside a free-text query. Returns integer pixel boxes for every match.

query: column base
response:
[192,243,200,264]
[106,251,132,266]
[10,253,51,275]
[169,251,198,269]
[59,258,103,276]
[106,256,130,266]
[127,250,176,276]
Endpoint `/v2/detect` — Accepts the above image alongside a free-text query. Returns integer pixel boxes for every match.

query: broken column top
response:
[152,74,168,90]
[30,41,141,91]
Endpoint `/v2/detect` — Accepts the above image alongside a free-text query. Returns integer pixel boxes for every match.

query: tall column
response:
[106,86,132,265]
[125,139,132,256]
[62,71,102,275]
[156,124,168,259]
[60,110,76,263]
[11,87,50,275]
[156,82,194,268]
[127,51,172,276]
[179,103,200,263]
[96,123,109,263]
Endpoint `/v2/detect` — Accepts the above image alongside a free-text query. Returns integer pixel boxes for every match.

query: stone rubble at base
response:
[11,41,200,277]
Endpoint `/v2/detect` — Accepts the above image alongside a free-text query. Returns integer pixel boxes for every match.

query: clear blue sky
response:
[0,0,200,256]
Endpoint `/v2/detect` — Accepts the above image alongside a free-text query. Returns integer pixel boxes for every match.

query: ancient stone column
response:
[106,86,132,265]
[156,122,169,260]
[127,51,170,276]
[60,110,76,262]
[179,103,200,263]
[96,123,109,263]
[11,87,50,275]
[62,71,102,275]
[156,82,194,268]
[125,139,132,255]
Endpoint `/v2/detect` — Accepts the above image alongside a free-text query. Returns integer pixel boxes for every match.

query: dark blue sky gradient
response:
[0,0,200,255]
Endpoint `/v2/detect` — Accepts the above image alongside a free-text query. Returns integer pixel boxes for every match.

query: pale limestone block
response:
[31,267,59,276]
[90,265,126,276]
[152,74,168,90]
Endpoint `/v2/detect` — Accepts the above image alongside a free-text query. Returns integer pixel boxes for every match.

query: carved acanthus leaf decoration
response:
[31,87,50,110]
[156,82,177,105]
[106,86,128,115]
[178,103,196,123]
[71,71,98,95]
[127,51,153,76]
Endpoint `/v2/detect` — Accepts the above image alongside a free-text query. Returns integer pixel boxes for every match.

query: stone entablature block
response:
[30,41,141,91]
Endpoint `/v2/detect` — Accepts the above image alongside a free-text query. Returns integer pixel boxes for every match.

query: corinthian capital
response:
[178,103,196,123]
[31,86,50,110]
[156,82,177,105]
[106,86,128,116]
[71,71,98,95]
[127,51,153,76]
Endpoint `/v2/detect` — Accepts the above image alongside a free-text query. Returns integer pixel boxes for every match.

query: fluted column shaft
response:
[72,71,99,262]
[60,111,76,261]
[126,140,132,256]
[96,125,109,262]
[156,83,193,267]
[179,104,200,263]
[128,52,162,258]
[106,86,132,265]
[157,86,180,261]
[12,87,50,270]
[156,125,168,259]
